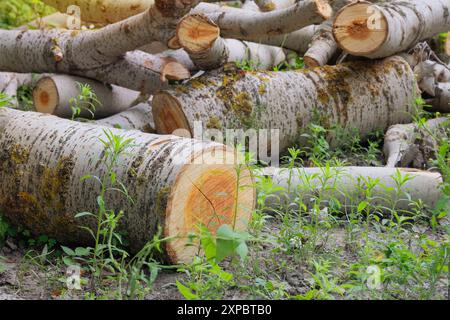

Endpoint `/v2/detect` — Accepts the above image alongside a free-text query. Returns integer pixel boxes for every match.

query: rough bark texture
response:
[190,0,331,40]
[384,118,449,168]
[42,0,154,24]
[257,167,443,212]
[177,14,288,70]
[333,0,450,59]
[153,56,418,150]
[0,108,255,264]
[33,74,142,119]
[95,102,155,133]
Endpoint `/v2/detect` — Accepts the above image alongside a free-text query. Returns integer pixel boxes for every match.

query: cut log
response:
[95,102,155,133]
[258,167,443,212]
[384,118,449,168]
[0,107,255,264]
[414,60,450,96]
[190,0,332,40]
[33,75,141,119]
[152,56,418,150]
[177,14,288,70]
[253,0,295,12]
[333,0,450,59]
[253,26,320,53]
[42,0,154,24]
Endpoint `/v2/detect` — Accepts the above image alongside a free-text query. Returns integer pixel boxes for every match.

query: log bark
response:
[95,102,155,133]
[333,0,450,59]
[152,56,418,150]
[0,107,255,264]
[253,0,295,12]
[42,0,154,24]
[430,82,450,113]
[414,60,450,96]
[177,14,288,70]
[384,118,449,168]
[257,167,443,212]
[33,74,141,119]
[190,0,332,40]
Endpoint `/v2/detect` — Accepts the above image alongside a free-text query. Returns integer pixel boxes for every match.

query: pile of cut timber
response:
[0,0,449,263]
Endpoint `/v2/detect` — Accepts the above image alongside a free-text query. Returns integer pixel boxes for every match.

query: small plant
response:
[0,92,12,108]
[69,82,101,120]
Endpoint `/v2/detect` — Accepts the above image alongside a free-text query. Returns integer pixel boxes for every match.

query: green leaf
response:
[61,246,75,256]
[75,247,90,256]
[235,242,248,261]
[74,212,95,219]
[357,201,369,213]
[176,280,198,300]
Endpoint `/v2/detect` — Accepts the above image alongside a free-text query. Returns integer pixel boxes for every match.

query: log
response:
[177,14,288,70]
[152,56,418,150]
[95,102,156,133]
[384,118,449,168]
[257,167,443,212]
[0,107,255,264]
[33,75,141,119]
[333,0,450,59]
[190,0,332,40]
[430,82,450,113]
[253,0,295,12]
[414,60,450,96]
[42,0,154,24]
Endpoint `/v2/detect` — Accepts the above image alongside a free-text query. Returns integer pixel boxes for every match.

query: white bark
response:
[257,166,443,212]
[253,0,295,12]
[95,102,155,133]
[32,74,141,119]
[177,14,288,70]
[190,0,332,40]
[333,0,450,59]
[0,107,255,264]
[414,60,450,96]
[152,56,418,150]
[384,118,449,168]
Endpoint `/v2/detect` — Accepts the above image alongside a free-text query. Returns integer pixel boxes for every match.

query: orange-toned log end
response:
[177,14,220,53]
[164,147,256,264]
[316,0,332,20]
[304,56,321,68]
[332,1,388,55]
[32,77,59,114]
[152,91,191,135]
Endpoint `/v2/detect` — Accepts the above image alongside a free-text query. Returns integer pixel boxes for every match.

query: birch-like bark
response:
[177,14,288,70]
[0,107,255,264]
[253,0,295,12]
[95,102,155,133]
[152,56,418,150]
[333,0,450,59]
[33,74,141,119]
[257,167,443,212]
[384,118,449,168]
[190,0,332,40]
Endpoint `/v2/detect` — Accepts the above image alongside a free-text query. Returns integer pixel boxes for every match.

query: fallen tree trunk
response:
[33,75,141,119]
[95,102,155,133]
[177,14,288,70]
[190,0,332,40]
[257,167,443,212]
[384,118,449,168]
[152,56,417,150]
[42,0,154,24]
[415,60,450,96]
[0,107,255,264]
[333,0,450,59]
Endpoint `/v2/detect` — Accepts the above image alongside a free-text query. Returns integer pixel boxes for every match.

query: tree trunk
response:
[253,0,295,12]
[333,0,450,59]
[384,118,449,168]
[152,56,418,150]
[95,102,155,133]
[42,0,154,24]
[257,166,443,212]
[190,0,331,40]
[0,107,255,264]
[177,14,288,70]
[33,75,141,119]
[415,60,450,96]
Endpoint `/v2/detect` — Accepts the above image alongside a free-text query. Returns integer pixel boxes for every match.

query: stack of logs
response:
[0,0,448,263]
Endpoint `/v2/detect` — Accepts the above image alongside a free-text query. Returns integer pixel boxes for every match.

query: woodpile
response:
[0,0,449,263]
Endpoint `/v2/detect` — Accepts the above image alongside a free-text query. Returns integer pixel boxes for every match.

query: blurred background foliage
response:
[0,0,54,29]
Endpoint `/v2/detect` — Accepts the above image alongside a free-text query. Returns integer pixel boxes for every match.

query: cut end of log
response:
[304,56,320,68]
[152,91,191,135]
[177,14,220,53]
[161,61,191,81]
[165,146,255,264]
[333,2,388,55]
[316,0,333,20]
[32,77,59,114]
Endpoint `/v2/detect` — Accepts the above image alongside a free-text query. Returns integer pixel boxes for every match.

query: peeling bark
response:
[333,0,450,59]
[153,56,418,150]
[177,14,288,70]
[0,107,255,264]
[257,167,443,212]
[384,118,449,168]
